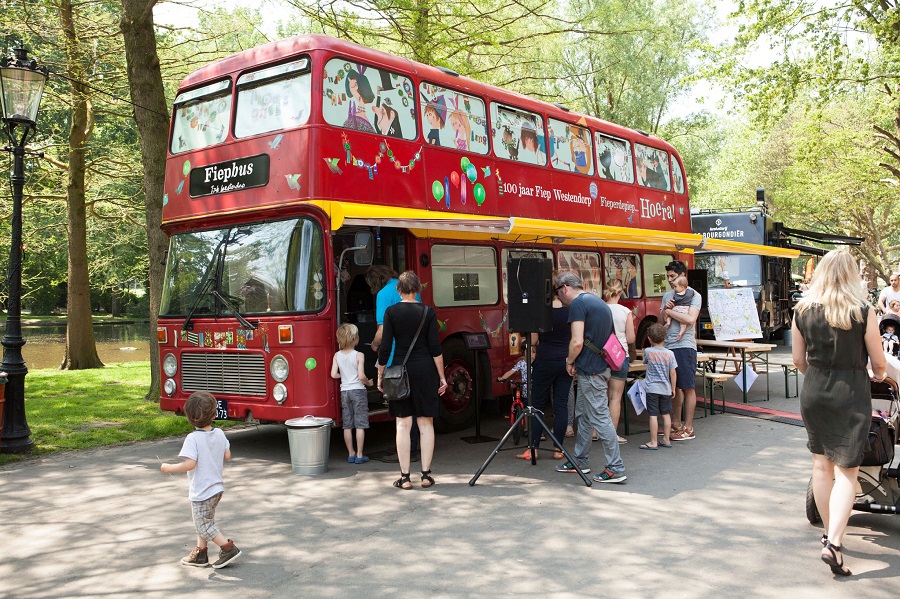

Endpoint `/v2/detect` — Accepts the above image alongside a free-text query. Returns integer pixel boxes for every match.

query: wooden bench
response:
[702,372,733,415]
[766,355,799,398]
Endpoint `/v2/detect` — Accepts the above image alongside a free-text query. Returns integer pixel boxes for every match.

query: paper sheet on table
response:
[733,365,758,392]
[627,380,647,415]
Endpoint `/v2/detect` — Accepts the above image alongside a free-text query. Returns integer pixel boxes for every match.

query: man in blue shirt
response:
[554,270,626,483]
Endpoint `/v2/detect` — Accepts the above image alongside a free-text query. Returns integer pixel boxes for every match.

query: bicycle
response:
[498,378,528,445]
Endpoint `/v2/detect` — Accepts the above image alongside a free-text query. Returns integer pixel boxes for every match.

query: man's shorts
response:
[671,347,697,390]
[341,389,370,429]
[646,392,673,416]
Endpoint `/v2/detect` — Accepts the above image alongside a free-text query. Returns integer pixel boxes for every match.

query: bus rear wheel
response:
[436,339,477,433]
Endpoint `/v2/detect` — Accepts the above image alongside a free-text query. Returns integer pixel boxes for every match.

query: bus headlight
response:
[163,353,178,377]
[270,354,289,382]
[273,383,288,404]
[164,378,177,396]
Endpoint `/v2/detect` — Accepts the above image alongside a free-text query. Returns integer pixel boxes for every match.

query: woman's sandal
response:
[821,534,828,547]
[420,470,435,488]
[393,472,412,490]
[821,541,851,576]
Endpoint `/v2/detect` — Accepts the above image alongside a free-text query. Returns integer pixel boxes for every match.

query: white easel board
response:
[707,288,762,341]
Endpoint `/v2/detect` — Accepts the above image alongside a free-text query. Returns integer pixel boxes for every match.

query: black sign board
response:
[189,154,270,198]
[462,332,492,350]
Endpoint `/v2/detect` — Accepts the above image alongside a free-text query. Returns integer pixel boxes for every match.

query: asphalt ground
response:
[2,344,899,598]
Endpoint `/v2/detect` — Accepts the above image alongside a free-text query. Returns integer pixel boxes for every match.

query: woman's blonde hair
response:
[795,249,865,329]
[603,279,624,301]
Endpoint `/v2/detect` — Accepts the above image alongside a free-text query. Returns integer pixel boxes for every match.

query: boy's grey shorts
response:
[341,388,370,429]
[191,492,222,541]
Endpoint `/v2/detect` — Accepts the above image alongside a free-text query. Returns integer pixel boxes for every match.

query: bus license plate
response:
[216,400,228,420]
[703,323,714,329]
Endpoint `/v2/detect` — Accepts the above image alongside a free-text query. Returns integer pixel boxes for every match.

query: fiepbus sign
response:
[189,154,270,198]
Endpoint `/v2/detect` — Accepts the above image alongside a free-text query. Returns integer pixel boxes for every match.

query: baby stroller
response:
[879,313,900,357]
[805,376,900,522]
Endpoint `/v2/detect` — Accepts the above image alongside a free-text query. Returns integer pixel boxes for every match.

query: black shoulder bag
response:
[382,305,428,402]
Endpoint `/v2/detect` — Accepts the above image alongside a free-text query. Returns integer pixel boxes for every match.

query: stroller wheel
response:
[806,477,821,524]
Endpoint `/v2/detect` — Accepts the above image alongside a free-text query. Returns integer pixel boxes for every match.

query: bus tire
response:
[805,477,821,524]
[636,318,655,349]
[436,338,477,433]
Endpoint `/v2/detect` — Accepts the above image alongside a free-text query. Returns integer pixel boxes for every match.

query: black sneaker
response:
[212,542,241,569]
[181,546,209,567]
[555,461,590,474]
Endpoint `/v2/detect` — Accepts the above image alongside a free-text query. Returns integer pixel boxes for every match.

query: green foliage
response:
[0,361,235,466]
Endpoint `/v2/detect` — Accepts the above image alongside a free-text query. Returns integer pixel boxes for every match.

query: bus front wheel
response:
[436,339,477,433]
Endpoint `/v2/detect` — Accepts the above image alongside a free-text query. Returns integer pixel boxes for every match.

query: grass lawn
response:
[0,361,237,466]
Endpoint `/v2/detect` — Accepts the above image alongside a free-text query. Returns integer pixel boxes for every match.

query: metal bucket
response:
[783,328,792,347]
[285,416,333,475]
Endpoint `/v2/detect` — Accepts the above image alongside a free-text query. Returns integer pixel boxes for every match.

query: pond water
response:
[5,323,151,370]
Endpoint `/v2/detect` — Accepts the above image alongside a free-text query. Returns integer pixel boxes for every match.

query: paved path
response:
[2,353,899,598]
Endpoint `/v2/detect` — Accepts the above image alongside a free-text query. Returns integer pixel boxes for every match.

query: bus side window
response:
[321,58,418,141]
[644,254,674,297]
[605,253,642,299]
[490,104,546,165]
[672,155,685,194]
[419,82,488,154]
[548,118,594,175]
[595,132,634,184]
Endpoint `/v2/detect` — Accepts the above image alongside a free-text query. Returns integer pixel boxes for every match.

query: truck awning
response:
[780,226,863,246]
[305,200,800,257]
[698,238,801,259]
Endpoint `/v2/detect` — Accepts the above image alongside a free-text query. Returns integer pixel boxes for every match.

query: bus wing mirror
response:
[353,231,374,266]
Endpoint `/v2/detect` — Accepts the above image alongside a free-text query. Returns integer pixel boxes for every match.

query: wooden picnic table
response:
[696,339,777,403]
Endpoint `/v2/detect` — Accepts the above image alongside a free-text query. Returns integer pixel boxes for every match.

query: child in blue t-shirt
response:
[640,323,677,450]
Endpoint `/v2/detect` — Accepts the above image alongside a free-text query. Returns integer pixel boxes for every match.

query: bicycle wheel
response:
[512,405,524,445]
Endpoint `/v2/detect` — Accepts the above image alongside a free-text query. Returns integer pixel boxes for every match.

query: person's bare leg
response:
[355,428,365,458]
[826,464,860,548]
[343,429,355,458]
[608,377,625,433]
[395,417,412,474]
[672,388,684,430]
[661,414,672,445]
[811,454,834,537]
[417,416,435,472]
[646,415,658,448]
[683,388,697,430]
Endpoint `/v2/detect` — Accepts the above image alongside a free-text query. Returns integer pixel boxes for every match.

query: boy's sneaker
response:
[555,461,590,474]
[181,546,209,567]
[212,542,242,569]
[672,428,695,441]
[593,468,627,484]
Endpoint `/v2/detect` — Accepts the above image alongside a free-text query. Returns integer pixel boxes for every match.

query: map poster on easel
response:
[707,288,762,341]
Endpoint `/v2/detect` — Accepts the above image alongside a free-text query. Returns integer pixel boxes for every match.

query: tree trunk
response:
[59,0,103,370]
[120,0,168,400]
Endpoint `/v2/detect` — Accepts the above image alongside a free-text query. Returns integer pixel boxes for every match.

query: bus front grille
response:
[181,353,267,396]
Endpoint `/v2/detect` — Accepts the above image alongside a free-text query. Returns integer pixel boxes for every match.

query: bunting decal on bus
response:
[339,132,422,179]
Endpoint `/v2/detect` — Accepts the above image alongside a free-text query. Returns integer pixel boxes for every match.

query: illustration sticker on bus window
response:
[595,133,634,183]
[672,155,685,194]
[557,251,601,294]
[419,83,488,154]
[605,253,642,299]
[548,118,593,175]
[171,79,232,154]
[635,143,671,191]
[322,59,417,141]
[490,105,547,165]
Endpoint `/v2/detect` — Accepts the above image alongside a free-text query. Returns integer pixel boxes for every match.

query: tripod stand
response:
[469,335,592,487]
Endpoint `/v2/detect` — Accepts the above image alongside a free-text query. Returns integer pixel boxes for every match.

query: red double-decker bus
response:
[158,34,750,431]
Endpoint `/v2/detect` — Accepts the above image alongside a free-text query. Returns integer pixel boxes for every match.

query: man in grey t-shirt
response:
[659,261,701,441]
[878,273,900,314]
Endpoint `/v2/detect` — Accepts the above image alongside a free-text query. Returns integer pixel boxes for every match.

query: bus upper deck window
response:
[235,58,311,138]
[595,132,634,184]
[491,104,547,166]
[419,82,488,154]
[548,118,594,176]
[171,79,232,154]
[321,58,418,141]
[635,143,671,191]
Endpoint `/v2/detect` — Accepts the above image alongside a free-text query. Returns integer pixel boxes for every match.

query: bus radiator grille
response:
[181,352,267,396]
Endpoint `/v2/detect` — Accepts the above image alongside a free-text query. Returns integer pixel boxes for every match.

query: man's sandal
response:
[821,541,851,576]
[421,470,435,488]
[393,472,412,490]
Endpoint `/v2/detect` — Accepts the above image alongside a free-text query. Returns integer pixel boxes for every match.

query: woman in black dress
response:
[792,250,886,576]
[377,271,447,489]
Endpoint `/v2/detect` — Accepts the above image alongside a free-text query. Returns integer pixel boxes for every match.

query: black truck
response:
[691,200,862,341]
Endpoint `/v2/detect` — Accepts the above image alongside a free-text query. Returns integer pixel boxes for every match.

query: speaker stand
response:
[468,337,591,487]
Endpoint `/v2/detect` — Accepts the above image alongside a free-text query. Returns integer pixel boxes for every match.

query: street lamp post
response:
[0,48,47,454]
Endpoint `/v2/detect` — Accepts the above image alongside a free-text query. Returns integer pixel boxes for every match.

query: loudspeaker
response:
[507,257,553,332]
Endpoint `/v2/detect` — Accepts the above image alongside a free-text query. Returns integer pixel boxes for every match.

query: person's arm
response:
[625,312,636,344]
[791,319,808,375]
[669,366,677,398]
[433,354,448,394]
[224,449,232,461]
[376,312,395,392]
[878,290,889,313]
[567,320,585,377]
[371,325,383,353]
[356,352,372,386]
[497,367,516,381]
[865,308,888,380]
[331,354,341,379]
[160,457,197,474]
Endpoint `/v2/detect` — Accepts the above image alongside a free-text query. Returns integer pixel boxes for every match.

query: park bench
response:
[765,354,799,398]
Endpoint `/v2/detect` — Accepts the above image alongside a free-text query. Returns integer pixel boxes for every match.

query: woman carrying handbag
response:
[377,271,448,489]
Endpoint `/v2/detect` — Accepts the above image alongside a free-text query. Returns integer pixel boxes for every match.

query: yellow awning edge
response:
[698,237,801,259]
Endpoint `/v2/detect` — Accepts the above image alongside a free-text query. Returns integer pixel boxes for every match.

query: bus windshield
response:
[695,253,762,288]
[160,218,326,317]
